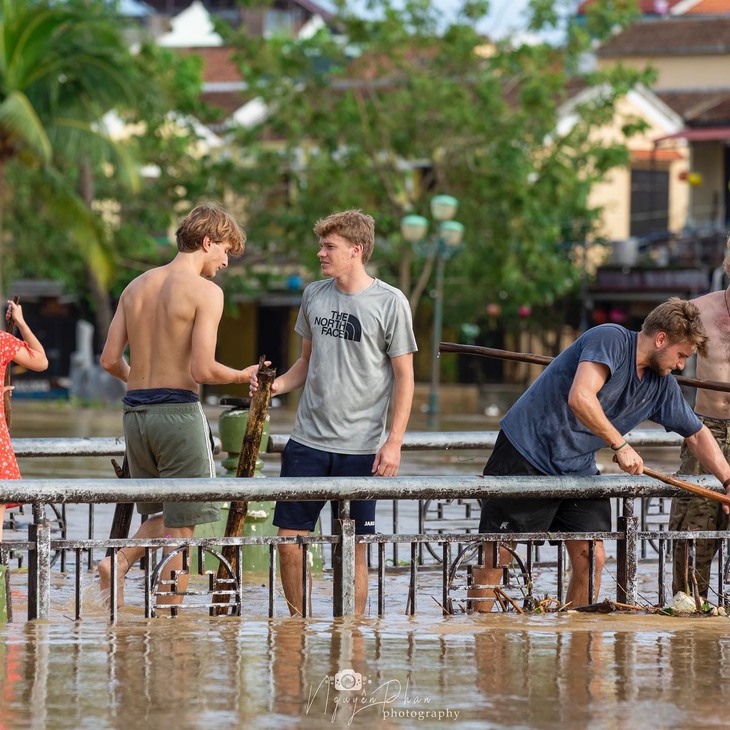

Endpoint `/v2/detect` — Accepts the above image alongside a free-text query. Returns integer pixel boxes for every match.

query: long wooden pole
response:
[439,342,730,394]
[643,466,730,506]
[214,356,276,613]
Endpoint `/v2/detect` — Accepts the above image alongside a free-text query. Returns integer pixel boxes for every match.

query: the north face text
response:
[314,311,362,341]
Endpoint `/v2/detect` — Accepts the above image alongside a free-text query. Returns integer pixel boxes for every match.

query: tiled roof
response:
[657,88,730,124]
[176,47,243,84]
[200,91,249,118]
[579,0,730,14]
[597,16,730,56]
[681,0,730,12]
[144,0,331,17]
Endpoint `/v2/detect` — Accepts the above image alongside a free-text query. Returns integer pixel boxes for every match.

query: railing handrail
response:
[266,429,684,453]
[8,428,683,457]
[10,436,220,457]
[0,472,721,504]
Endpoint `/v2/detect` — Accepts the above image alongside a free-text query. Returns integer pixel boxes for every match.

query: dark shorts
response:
[274,439,377,535]
[478,431,611,535]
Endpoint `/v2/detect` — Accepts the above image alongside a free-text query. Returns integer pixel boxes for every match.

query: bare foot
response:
[98,554,127,608]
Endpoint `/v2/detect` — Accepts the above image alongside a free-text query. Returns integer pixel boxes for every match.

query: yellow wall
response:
[690,142,727,227]
[581,93,690,242]
[598,55,730,91]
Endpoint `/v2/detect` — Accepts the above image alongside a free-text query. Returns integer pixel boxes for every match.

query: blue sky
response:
[472,0,533,38]
[328,1,571,41]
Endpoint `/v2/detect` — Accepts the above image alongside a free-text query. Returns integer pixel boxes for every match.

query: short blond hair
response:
[313,210,375,264]
[176,203,246,256]
[642,297,707,356]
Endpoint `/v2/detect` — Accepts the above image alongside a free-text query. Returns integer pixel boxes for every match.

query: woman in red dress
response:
[0,300,48,542]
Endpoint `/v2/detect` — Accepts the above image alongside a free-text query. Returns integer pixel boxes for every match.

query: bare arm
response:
[685,426,730,514]
[372,352,415,477]
[100,296,130,383]
[190,288,260,385]
[7,302,48,372]
[567,360,644,475]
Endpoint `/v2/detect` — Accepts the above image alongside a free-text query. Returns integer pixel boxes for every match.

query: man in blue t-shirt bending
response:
[472,298,730,611]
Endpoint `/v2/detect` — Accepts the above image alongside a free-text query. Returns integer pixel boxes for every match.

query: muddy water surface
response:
[1,401,725,730]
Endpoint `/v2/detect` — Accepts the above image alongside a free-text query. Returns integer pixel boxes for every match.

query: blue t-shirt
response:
[501,324,702,476]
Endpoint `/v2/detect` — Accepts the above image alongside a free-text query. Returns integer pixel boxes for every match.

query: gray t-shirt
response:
[290,277,417,454]
[501,324,702,476]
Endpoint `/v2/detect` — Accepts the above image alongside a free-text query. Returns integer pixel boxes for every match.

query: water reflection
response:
[3,615,730,728]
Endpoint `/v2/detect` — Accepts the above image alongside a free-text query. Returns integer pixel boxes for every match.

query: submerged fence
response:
[0,431,727,620]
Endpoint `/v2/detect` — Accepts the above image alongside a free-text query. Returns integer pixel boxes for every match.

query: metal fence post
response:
[617,497,638,605]
[27,503,51,620]
[333,500,356,617]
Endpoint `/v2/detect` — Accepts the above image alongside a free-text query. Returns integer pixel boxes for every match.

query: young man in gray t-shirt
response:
[251,210,417,616]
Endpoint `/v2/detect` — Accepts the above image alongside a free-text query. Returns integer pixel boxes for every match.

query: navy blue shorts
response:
[479,431,611,535]
[274,439,377,535]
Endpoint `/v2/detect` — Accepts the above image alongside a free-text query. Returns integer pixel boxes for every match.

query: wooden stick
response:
[439,341,730,394]
[214,356,276,613]
[493,586,525,614]
[106,458,133,558]
[642,466,730,506]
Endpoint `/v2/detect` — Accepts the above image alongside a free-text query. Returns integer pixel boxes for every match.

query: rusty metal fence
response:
[2,469,730,622]
[0,430,729,620]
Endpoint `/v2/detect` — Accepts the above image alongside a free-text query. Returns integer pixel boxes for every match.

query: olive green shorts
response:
[123,402,220,528]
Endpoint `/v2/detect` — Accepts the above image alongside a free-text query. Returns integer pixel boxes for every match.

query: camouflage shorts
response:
[668,416,730,595]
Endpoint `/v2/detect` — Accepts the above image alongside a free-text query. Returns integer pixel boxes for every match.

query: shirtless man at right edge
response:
[98,203,263,607]
[669,251,730,598]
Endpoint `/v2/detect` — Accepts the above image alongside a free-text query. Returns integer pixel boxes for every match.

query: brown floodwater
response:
[2,612,730,730]
[1,401,726,730]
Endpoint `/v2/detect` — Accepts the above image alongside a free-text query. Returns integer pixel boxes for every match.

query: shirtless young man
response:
[669,252,730,598]
[97,203,262,605]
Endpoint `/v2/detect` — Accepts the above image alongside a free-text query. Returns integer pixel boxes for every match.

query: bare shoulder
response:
[188,276,224,303]
[692,291,726,331]
[692,290,723,313]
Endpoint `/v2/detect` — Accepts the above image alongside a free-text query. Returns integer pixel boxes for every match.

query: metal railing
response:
[2,472,728,622]
[0,430,727,620]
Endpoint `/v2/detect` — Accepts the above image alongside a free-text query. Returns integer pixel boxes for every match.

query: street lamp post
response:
[401,195,465,426]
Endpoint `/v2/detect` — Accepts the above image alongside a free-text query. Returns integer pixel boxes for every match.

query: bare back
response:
[693,288,730,417]
[121,263,222,392]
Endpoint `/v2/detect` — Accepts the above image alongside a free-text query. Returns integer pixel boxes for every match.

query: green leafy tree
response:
[0,0,140,338]
[222,0,650,360]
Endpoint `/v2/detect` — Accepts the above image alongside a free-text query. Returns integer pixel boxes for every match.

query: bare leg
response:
[355,543,368,615]
[277,527,311,617]
[98,515,194,606]
[468,542,514,613]
[565,540,605,607]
